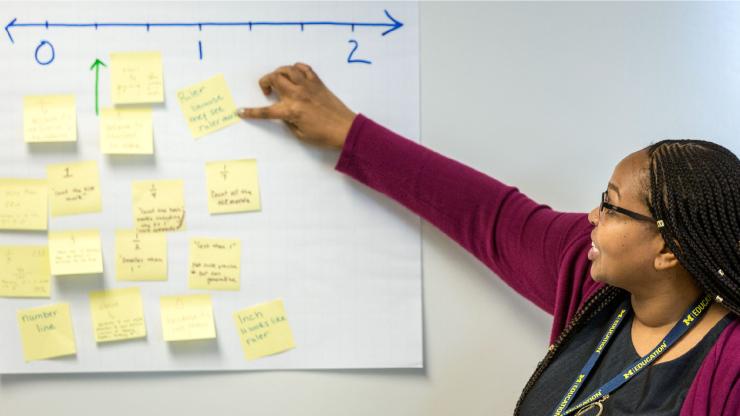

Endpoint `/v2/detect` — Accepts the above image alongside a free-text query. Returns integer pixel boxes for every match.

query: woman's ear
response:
[654,238,681,271]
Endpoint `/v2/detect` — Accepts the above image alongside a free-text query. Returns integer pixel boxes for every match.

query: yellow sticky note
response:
[48,229,103,276]
[233,299,295,360]
[0,178,47,230]
[115,230,168,281]
[47,161,102,217]
[23,95,77,143]
[110,52,164,104]
[132,179,186,233]
[176,74,239,138]
[205,159,261,214]
[160,294,216,341]
[0,246,51,298]
[17,303,77,361]
[188,238,241,291]
[100,107,153,154]
[89,287,147,343]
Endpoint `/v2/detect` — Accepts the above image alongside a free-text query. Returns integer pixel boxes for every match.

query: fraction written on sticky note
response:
[0,178,47,230]
[132,179,185,233]
[47,160,102,217]
[205,159,261,214]
[23,95,77,143]
[89,287,147,343]
[188,237,241,291]
[177,74,239,139]
[100,107,153,154]
[0,246,51,298]
[115,230,168,281]
[48,229,103,276]
[233,299,295,360]
[17,303,77,362]
[110,52,164,104]
[160,294,216,341]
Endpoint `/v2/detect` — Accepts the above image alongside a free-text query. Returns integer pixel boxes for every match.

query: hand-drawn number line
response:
[5,10,403,65]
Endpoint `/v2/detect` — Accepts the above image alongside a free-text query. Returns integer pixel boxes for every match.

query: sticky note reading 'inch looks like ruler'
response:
[177,74,239,139]
[233,299,295,360]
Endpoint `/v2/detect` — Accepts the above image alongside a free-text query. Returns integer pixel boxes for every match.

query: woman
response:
[237,63,739,415]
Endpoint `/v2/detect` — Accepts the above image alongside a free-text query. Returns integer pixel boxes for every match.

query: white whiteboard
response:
[0,1,421,374]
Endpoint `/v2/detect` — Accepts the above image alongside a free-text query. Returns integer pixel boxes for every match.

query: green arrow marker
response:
[89,58,107,116]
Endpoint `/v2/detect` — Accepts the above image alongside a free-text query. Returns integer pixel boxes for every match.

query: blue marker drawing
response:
[4,10,403,43]
[198,40,203,60]
[347,40,371,65]
[34,39,54,65]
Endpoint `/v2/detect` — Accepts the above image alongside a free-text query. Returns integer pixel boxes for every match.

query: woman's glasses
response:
[600,191,655,223]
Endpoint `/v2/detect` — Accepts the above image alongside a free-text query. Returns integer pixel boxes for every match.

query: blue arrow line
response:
[5,10,403,44]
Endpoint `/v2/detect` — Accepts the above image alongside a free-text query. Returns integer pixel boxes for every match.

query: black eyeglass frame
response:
[600,191,656,223]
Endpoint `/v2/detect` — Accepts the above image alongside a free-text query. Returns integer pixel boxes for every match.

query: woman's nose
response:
[588,206,600,226]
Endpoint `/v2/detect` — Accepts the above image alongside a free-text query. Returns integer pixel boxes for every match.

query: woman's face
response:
[587,150,665,289]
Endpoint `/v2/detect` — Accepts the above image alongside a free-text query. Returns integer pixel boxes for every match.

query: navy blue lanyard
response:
[550,293,713,416]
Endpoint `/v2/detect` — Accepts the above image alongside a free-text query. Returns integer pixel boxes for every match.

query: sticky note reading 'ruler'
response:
[48,229,104,276]
[100,107,154,154]
[177,74,239,139]
[110,52,164,104]
[115,230,168,281]
[205,159,261,214]
[47,160,102,217]
[0,246,51,298]
[0,178,47,230]
[17,303,77,362]
[23,95,77,143]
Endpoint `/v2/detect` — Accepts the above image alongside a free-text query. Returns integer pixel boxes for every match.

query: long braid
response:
[646,140,740,315]
[514,139,739,413]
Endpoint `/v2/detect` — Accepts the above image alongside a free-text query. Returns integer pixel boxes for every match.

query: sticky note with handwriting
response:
[188,237,241,291]
[0,178,47,230]
[47,160,102,217]
[205,159,261,214]
[48,229,103,276]
[0,246,51,298]
[132,179,185,233]
[115,230,167,281]
[100,107,153,154]
[23,95,77,143]
[233,299,295,360]
[177,74,239,139]
[110,52,164,104]
[17,303,77,361]
[89,287,147,343]
[160,294,216,341]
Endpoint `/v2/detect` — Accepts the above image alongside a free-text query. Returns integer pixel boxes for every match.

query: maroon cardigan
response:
[335,114,740,415]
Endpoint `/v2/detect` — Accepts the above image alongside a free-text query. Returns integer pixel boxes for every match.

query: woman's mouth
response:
[588,241,600,261]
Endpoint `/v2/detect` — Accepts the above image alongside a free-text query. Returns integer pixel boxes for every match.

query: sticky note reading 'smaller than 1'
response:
[177,74,239,139]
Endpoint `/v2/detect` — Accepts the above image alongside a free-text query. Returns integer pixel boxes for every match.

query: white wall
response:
[1,2,738,415]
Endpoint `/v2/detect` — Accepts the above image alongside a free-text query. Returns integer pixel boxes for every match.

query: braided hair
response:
[644,139,740,316]
[514,139,739,414]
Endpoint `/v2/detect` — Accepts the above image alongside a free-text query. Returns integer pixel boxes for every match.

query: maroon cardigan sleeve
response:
[335,114,599,317]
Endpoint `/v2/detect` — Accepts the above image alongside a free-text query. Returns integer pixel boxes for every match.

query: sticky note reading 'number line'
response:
[23,95,77,143]
[115,230,168,281]
[89,287,147,343]
[160,294,216,341]
[47,160,102,217]
[48,229,104,276]
[0,246,51,298]
[0,178,48,231]
[205,159,261,214]
[233,299,295,360]
[188,237,241,291]
[100,107,154,154]
[17,303,77,362]
[110,52,164,105]
[177,74,239,139]
[132,179,186,233]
